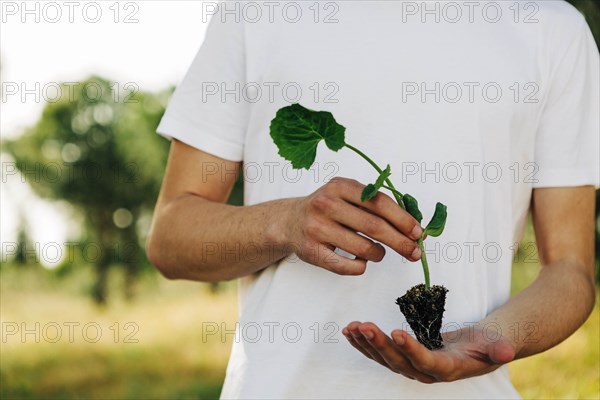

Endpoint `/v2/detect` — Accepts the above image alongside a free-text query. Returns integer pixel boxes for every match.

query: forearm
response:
[147,194,296,281]
[481,260,596,359]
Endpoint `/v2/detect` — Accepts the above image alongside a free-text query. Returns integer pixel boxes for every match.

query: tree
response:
[4,76,172,304]
[566,0,600,48]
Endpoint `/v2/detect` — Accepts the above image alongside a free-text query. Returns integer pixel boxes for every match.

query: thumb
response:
[487,337,516,364]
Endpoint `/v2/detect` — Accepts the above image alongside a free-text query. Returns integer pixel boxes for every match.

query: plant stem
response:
[381,184,404,199]
[417,237,430,290]
[345,143,405,209]
[345,143,431,288]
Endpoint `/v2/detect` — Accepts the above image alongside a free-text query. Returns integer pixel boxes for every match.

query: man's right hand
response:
[281,177,423,276]
[149,141,423,281]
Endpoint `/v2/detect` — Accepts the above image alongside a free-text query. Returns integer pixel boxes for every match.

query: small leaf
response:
[424,202,448,237]
[403,194,423,223]
[361,184,377,202]
[374,164,391,188]
[360,165,391,202]
[269,103,346,169]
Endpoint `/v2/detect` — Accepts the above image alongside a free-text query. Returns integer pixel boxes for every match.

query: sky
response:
[1,1,211,266]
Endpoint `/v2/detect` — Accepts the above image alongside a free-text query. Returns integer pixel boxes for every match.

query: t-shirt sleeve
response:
[157,11,248,161]
[533,19,600,188]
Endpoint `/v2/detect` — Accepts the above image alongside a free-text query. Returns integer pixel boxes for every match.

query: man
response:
[147,1,599,398]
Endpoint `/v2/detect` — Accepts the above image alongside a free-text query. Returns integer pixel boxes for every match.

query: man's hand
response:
[342,321,515,384]
[283,177,423,276]
[340,184,595,384]
[148,141,423,281]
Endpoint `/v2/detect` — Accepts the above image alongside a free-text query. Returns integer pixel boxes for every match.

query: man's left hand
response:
[342,321,515,384]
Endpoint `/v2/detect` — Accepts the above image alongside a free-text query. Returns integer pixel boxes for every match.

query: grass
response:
[509,258,600,399]
[1,256,598,399]
[1,266,237,399]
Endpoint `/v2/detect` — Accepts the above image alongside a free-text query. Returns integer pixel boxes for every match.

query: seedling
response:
[270,103,449,349]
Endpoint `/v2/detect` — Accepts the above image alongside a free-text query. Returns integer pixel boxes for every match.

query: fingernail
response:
[411,246,422,260]
[410,225,423,240]
[363,331,374,340]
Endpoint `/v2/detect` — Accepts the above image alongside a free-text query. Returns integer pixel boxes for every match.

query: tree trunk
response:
[92,253,110,305]
[90,211,114,306]
[123,261,138,301]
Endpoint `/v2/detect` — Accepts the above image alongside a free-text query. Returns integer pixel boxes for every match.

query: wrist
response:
[264,198,299,253]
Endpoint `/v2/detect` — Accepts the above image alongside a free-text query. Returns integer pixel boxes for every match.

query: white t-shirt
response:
[157,1,599,398]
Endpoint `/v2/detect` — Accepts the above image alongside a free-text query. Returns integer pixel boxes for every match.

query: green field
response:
[1,261,598,399]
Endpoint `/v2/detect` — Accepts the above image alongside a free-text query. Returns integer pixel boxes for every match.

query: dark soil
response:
[396,284,448,350]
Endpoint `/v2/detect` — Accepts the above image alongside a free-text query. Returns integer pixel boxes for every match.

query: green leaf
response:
[269,103,346,169]
[424,202,448,237]
[403,193,423,223]
[374,164,391,188]
[360,164,391,202]
[361,184,377,202]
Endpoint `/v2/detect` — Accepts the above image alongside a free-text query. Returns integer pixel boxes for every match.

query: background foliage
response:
[4,77,172,303]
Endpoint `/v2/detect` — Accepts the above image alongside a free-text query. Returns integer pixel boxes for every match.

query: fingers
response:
[342,322,388,367]
[298,176,423,275]
[324,178,422,260]
[391,330,441,373]
[343,321,517,385]
[342,328,374,360]
[318,222,386,263]
[343,322,436,383]
[300,242,368,275]
[358,324,437,383]
[393,329,467,383]
[327,199,421,261]
[330,177,423,240]
[391,329,514,383]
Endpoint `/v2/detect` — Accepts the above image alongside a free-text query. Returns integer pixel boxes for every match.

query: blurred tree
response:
[4,77,172,304]
[566,0,600,49]
[13,224,34,266]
